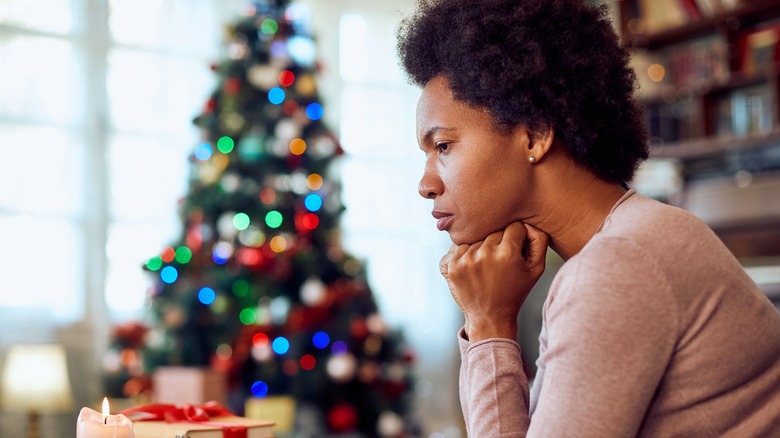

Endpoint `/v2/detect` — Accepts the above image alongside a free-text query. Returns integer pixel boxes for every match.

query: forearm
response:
[459,329,530,436]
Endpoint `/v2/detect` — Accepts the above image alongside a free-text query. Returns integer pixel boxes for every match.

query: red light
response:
[279,70,295,87]
[160,246,175,262]
[302,213,319,230]
[253,333,269,348]
[300,354,316,370]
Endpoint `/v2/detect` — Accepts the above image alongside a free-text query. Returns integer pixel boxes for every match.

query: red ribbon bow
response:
[121,401,247,438]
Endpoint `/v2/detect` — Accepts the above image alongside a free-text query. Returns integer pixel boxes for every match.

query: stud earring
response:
[529,156,536,163]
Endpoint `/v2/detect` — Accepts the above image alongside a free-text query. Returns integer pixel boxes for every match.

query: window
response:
[0,0,243,326]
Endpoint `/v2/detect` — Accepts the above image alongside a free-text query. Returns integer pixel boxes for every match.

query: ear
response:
[524,126,554,164]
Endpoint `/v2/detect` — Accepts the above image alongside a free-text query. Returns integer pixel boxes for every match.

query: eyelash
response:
[435,142,450,153]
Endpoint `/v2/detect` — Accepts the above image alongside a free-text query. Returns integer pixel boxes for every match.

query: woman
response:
[397,0,780,436]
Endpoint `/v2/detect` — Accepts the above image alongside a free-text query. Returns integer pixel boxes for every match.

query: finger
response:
[481,228,504,248]
[523,223,549,265]
[499,221,528,249]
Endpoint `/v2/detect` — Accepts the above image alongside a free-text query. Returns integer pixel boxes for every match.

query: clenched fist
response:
[440,222,549,342]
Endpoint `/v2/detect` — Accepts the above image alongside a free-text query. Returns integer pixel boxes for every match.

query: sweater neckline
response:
[596,188,636,234]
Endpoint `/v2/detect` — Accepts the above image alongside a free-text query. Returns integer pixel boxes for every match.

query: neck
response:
[527,150,628,261]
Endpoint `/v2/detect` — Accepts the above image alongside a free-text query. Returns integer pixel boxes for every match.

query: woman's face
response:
[416,75,533,245]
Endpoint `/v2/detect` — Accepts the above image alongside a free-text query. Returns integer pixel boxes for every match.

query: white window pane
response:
[109,0,224,55]
[107,48,214,134]
[0,36,80,124]
[105,222,164,317]
[0,0,74,34]
[0,124,84,215]
[339,85,408,159]
[108,135,190,222]
[338,10,405,84]
[0,216,82,321]
[339,13,369,82]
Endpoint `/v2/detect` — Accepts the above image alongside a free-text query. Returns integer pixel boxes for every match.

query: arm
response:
[457,237,678,436]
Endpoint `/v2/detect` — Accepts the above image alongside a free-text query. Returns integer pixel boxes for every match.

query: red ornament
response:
[328,403,358,432]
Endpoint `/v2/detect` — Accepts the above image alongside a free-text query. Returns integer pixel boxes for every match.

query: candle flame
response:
[102,397,110,424]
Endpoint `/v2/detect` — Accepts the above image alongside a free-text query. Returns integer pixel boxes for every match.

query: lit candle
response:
[76,397,134,438]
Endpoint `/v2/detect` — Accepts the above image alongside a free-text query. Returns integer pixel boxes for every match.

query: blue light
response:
[160,266,178,284]
[198,287,216,305]
[194,143,213,161]
[331,340,348,355]
[212,246,230,265]
[312,331,330,349]
[287,36,316,66]
[304,193,322,212]
[250,381,269,398]
[268,87,285,105]
[272,337,290,354]
[305,103,323,120]
[271,40,287,58]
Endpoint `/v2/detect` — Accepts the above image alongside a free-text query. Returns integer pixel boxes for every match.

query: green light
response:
[265,210,283,229]
[261,19,278,34]
[239,307,257,325]
[175,246,192,264]
[233,280,250,297]
[217,136,235,153]
[146,256,163,271]
[233,212,250,230]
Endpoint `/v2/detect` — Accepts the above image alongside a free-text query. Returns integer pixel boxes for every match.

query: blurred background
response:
[0,0,778,437]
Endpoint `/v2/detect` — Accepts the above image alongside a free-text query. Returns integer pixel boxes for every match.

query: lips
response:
[431,211,454,231]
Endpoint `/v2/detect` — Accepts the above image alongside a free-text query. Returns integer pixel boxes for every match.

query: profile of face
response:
[416,75,534,245]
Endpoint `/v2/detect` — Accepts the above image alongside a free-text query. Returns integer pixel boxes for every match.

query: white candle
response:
[76,397,134,438]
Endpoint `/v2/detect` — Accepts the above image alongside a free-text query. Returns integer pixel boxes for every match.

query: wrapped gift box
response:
[132,415,275,438]
[123,402,275,438]
[152,367,227,405]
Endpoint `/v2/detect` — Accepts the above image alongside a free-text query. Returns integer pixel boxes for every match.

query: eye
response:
[435,142,450,153]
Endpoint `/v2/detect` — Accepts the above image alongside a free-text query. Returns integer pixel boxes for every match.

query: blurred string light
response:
[289,138,306,155]
[265,210,283,228]
[260,18,278,34]
[251,381,269,397]
[269,235,287,252]
[268,87,285,104]
[305,102,323,120]
[198,287,216,305]
[253,332,269,348]
[260,188,276,204]
[313,331,330,349]
[240,307,257,325]
[272,336,290,354]
[306,173,323,190]
[160,266,178,283]
[287,36,315,66]
[212,241,233,265]
[304,193,322,212]
[161,246,175,262]
[233,280,250,297]
[195,143,213,160]
[217,136,235,153]
[331,340,348,355]
[233,212,251,230]
[279,70,295,86]
[300,354,316,370]
[146,256,163,271]
[174,246,192,263]
[301,213,319,230]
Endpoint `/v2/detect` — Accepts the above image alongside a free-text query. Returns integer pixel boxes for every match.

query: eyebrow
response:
[419,126,459,145]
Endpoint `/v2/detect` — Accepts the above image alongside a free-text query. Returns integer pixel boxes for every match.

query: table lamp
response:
[0,343,74,438]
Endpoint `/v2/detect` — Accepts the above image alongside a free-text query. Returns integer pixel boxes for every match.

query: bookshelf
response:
[619,0,780,280]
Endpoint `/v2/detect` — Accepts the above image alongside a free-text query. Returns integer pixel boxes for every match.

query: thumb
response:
[523,223,549,270]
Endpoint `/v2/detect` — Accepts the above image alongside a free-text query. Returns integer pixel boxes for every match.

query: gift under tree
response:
[103,1,418,436]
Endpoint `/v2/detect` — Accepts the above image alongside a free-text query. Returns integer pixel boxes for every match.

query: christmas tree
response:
[104,1,418,436]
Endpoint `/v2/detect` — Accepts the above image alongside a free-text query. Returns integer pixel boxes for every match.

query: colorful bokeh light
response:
[304,193,322,212]
[265,210,283,228]
[272,337,290,354]
[251,381,269,397]
[268,87,285,105]
[306,103,323,120]
[160,266,178,284]
[313,331,330,349]
[217,136,235,153]
[198,287,216,305]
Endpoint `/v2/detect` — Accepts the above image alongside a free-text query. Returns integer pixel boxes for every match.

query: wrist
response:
[467,319,517,343]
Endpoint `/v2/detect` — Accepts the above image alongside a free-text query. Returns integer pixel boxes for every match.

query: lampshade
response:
[0,344,74,413]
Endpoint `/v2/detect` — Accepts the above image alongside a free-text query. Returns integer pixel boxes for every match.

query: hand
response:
[440,222,549,342]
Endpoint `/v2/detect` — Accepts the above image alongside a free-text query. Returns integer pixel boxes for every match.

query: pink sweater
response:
[458,190,780,437]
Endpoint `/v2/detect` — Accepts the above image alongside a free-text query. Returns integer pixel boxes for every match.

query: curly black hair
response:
[396,0,648,184]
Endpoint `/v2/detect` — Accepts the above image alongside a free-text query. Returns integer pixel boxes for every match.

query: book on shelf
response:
[714,83,774,137]
[639,0,688,33]
[740,24,780,74]
[668,35,729,89]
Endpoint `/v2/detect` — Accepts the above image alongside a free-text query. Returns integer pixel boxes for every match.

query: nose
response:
[418,159,442,200]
